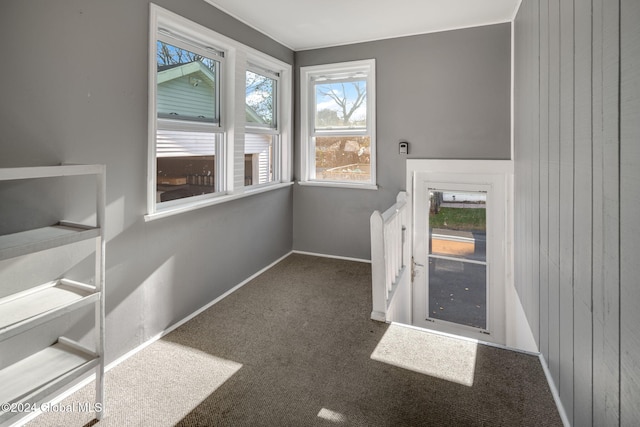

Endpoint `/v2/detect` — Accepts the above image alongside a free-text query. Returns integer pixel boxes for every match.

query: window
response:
[245,66,279,186]
[300,60,376,189]
[155,39,224,203]
[148,5,292,219]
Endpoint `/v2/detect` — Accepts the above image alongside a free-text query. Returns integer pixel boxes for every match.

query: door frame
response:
[406,159,514,345]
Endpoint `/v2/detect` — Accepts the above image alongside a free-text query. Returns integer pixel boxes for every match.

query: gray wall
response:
[514,0,640,425]
[0,0,294,364]
[293,24,511,260]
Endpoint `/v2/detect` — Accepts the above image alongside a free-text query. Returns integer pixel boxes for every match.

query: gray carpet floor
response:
[27,253,562,426]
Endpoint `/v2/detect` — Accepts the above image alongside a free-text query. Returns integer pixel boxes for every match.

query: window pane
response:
[157,129,215,157]
[156,130,218,203]
[156,41,219,124]
[246,71,276,128]
[429,191,486,262]
[315,136,370,182]
[245,134,274,186]
[314,80,366,130]
[428,258,487,330]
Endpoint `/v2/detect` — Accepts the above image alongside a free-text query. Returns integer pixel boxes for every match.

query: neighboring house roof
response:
[157,63,183,72]
[157,61,216,86]
[158,61,267,125]
[245,106,265,125]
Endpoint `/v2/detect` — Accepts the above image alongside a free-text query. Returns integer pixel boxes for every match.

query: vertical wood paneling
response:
[593,0,621,424]
[590,0,608,423]
[620,0,640,424]
[573,0,594,424]
[538,0,551,362]
[530,0,541,346]
[515,0,627,424]
[547,0,562,383]
[558,0,575,421]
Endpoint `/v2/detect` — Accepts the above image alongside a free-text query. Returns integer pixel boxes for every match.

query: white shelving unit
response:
[0,165,105,426]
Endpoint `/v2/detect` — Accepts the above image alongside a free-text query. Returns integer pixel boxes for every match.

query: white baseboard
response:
[291,249,371,264]
[538,354,571,427]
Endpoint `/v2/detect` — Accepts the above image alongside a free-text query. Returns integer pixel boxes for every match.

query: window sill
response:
[297,180,378,190]
[144,181,294,222]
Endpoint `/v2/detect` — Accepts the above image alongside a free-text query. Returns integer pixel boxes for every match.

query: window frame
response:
[155,35,226,203]
[299,59,377,190]
[147,4,292,220]
[244,62,281,187]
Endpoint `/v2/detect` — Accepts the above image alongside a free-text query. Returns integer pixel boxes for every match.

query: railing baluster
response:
[370,191,408,322]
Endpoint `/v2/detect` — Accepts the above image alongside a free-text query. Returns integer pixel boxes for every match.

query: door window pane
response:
[427,189,488,330]
[429,191,486,262]
[428,258,486,330]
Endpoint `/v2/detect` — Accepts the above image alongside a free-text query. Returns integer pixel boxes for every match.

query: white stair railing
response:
[370,191,411,323]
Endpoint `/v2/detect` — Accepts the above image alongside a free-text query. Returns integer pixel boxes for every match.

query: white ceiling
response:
[203,0,521,51]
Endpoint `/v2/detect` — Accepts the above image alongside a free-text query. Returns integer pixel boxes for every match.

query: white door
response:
[410,162,511,345]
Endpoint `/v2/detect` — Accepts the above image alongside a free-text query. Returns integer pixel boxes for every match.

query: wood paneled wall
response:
[620,1,640,425]
[514,0,640,425]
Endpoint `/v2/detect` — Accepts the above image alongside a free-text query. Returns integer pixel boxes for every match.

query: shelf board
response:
[0,223,100,261]
[0,279,99,342]
[0,164,105,181]
[0,338,99,412]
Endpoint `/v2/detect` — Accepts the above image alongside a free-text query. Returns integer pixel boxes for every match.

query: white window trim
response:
[244,51,290,187]
[299,59,377,190]
[297,180,378,190]
[145,181,294,221]
[241,50,292,186]
[147,4,292,220]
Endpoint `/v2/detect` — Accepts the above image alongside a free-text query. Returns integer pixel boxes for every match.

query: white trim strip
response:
[538,354,572,427]
[291,250,371,264]
[145,181,293,221]
[297,181,378,191]
[157,27,225,58]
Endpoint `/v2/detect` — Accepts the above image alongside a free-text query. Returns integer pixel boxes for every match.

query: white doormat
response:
[370,323,477,386]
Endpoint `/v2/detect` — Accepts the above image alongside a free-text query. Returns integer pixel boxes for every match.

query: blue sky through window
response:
[314,80,367,128]
[156,41,217,71]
